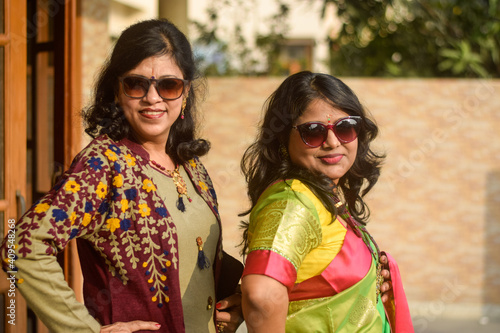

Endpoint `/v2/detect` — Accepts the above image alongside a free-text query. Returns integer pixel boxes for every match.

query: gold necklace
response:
[150,160,192,212]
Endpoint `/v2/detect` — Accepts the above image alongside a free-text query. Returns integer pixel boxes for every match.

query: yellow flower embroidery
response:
[96,182,108,199]
[199,181,208,191]
[124,154,136,166]
[69,212,77,225]
[148,279,154,284]
[142,262,148,268]
[113,174,124,188]
[165,296,170,303]
[17,278,24,284]
[160,275,166,281]
[65,180,80,193]
[82,213,92,227]
[189,159,196,168]
[34,203,50,213]
[120,199,129,213]
[142,179,156,192]
[138,203,151,217]
[105,149,118,161]
[152,296,157,302]
[106,218,120,232]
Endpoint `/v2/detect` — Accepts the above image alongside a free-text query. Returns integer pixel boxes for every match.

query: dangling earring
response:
[279,144,289,161]
[181,94,188,120]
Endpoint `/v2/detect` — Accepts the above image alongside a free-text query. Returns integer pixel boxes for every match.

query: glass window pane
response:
[36,0,55,43]
[0,0,4,34]
[27,59,33,205]
[35,51,54,193]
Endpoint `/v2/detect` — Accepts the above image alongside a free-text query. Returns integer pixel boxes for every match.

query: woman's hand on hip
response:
[216,292,243,333]
[380,254,393,304]
[100,321,161,332]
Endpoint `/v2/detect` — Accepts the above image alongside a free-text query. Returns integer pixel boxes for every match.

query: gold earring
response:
[181,98,187,119]
[279,144,289,161]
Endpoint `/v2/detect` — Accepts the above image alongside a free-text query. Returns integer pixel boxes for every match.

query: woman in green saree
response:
[240,72,413,332]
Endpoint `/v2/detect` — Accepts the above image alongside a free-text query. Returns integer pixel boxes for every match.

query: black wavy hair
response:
[82,19,209,164]
[240,71,385,251]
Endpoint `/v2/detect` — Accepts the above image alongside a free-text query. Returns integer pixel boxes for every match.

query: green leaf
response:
[438,59,455,71]
[440,48,460,59]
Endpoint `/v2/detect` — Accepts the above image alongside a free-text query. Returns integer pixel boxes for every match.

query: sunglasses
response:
[119,75,189,100]
[292,116,362,147]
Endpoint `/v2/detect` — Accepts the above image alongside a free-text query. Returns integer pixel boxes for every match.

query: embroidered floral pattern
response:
[124,154,136,166]
[106,218,121,232]
[82,213,91,227]
[113,174,124,187]
[142,179,156,192]
[69,212,77,225]
[65,180,81,193]
[198,181,208,191]
[96,182,108,199]
[120,219,131,231]
[109,144,121,154]
[138,203,151,217]
[88,156,103,171]
[120,199,129,212]
[105,149,118,161]
[34,203,50,213]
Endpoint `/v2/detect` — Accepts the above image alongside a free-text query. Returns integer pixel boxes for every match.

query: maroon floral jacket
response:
[0,135,222,333]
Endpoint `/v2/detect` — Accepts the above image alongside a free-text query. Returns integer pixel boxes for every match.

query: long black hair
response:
[82,19,209,164]
[240,71,385,250]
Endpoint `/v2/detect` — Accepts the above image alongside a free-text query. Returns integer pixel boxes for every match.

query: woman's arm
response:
[242,274,289,333]
[0,148,107,331]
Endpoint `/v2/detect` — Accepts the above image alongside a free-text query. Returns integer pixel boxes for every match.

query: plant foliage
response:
[323,0,500,77]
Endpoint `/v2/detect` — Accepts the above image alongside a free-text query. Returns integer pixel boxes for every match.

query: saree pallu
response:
[286,259,389,332]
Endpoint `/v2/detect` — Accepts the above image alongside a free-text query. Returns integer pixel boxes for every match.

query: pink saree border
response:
[243,249,297,292]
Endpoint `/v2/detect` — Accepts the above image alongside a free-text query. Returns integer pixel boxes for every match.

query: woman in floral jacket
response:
[0,19,241,333]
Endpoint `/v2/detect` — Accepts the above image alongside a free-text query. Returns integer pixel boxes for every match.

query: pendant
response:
[150,160,192,212]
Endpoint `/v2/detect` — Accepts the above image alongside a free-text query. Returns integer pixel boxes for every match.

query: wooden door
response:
[0,1,28,332]
[0,0,82,332]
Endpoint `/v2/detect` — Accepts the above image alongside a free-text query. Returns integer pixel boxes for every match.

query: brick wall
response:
[200,77,500,321]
